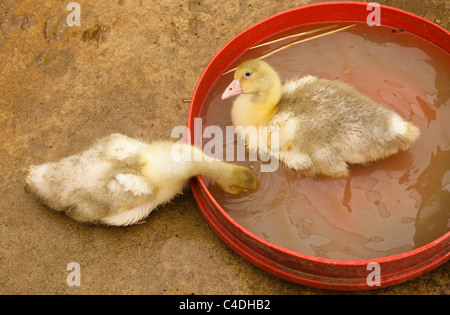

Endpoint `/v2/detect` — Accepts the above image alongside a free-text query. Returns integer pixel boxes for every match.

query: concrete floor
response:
[0,0,448,294]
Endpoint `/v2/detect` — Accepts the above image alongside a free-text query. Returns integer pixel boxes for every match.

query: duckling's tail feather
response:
[26,163,66,212]
[403,122,420,144]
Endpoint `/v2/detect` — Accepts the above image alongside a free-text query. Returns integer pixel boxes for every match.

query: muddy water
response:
[198,23,450,260]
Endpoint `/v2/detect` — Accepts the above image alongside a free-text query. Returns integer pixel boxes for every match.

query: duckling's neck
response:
[140,143,249,192]
[231,83,281,128]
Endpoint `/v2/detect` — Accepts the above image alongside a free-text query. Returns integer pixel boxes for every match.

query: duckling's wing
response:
[104,133,147,161]
[108,173,153,197]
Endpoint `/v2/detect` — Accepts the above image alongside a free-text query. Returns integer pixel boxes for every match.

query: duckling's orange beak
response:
[222,79,243,100]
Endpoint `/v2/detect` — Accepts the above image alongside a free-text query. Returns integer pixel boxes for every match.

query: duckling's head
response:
[219,165,258,194]
[222,59,281,102]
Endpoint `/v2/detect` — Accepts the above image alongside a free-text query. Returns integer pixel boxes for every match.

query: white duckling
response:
[222,59,420,177]
[26,133,257,226]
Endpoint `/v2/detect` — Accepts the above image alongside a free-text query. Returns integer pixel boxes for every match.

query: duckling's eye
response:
[243,72,252,78]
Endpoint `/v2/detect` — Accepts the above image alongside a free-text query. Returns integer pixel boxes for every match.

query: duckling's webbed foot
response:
[311,148,349,178]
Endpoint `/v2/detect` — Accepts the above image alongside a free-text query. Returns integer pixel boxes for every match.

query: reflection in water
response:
[412,147,450,247]
[200,23,450,260]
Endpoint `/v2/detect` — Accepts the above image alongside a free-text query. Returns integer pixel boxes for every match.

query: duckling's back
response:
[276,75,419,166]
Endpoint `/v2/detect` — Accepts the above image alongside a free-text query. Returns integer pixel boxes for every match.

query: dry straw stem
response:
[248,24,338,49]
[222,24,356,76]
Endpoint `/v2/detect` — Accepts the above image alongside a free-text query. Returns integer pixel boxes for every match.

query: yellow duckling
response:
[222,59,420,177]
[26,133,257,226]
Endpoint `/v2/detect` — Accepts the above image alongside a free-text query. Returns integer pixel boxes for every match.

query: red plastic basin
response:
[187,1,449,290]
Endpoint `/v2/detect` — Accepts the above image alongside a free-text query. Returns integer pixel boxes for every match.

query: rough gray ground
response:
[0,0,448,294]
